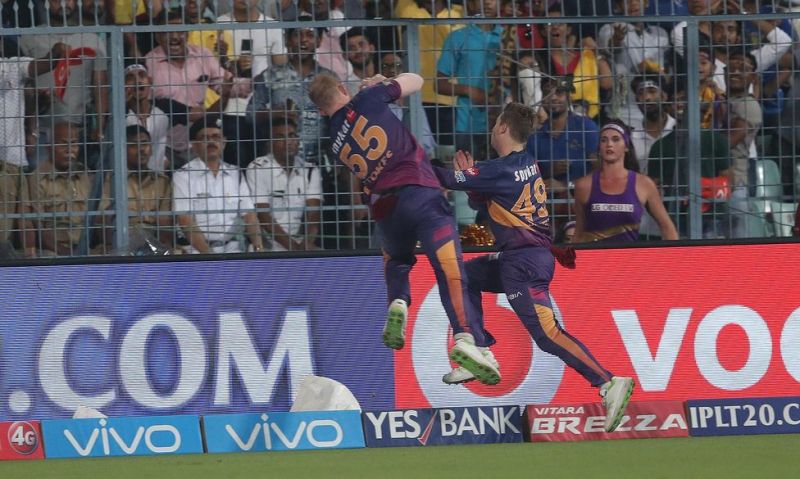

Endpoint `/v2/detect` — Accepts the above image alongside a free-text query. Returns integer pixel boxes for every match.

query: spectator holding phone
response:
[218,0,287,79]
[185,0,234,62]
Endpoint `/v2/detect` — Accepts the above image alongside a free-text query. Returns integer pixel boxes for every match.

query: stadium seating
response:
[745,199,772,237]
[769,201,798,237]
[754,159,783,201]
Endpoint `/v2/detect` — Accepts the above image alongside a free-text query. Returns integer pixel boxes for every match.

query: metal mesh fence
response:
[0,1,799,258]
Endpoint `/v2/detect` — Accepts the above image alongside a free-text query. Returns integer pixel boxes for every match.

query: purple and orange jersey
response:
[439,150,615,387]
[435,150,552,250]
[327,81,440,195]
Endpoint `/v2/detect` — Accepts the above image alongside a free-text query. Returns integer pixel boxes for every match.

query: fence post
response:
[685,20,703,240]
[109,28,130,252]
[404,22,424,142]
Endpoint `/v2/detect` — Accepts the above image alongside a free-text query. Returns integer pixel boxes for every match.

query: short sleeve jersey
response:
[435,150,552,250]
[327,81,440,194]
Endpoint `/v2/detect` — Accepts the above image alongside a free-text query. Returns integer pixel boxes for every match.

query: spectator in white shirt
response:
[217,0,287,78]
[598,0,671,77]
[246,117,322,251]
[597,0,671,124]
[20,0,110,144]
[124,64,190,172]
[173,116,263,254]
[628,75,678,240]
[628,75,677,175]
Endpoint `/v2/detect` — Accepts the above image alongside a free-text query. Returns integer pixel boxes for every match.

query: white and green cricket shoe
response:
[448,333,501,385]
[382,298,408,350]
[443,347,500,385]
[600,376,635,432]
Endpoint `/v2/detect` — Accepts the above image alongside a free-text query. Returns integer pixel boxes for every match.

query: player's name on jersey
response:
[514,164,540,182]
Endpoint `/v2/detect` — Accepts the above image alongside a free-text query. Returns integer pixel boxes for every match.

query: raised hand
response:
[360,74,388,90]
[216,34,229,58]
[454,150,474,171]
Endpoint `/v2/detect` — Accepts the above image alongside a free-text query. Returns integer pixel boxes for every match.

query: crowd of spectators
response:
[1,0,800,258]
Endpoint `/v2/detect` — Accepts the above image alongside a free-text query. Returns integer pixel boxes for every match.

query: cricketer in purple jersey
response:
[309,72,500,385]
[327,80,440,195]
[434,103,634,433]
[434,150,552,251]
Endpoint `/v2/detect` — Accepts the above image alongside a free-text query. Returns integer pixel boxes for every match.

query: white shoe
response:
[443,347,499,385]
[448,333,501,385]
[600,376,635,432]
[382,299,408,350]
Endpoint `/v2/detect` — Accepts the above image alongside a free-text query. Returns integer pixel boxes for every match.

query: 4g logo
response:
[0,421,44,460]
[8,422,39,455]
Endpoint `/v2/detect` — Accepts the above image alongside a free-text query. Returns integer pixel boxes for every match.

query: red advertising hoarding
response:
[395,243,800,409]
[0,421,44,460]
[526,400,689,442]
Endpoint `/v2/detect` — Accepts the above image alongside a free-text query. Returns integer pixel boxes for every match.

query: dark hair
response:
[125,124,151,140]
[270,116,298,131]
[499,103,537,143]
[546,3,565,16]
[286,14,323,38]
[599,119,639,172]
[189,115,223,140]
[630,73,669,95]
[153,8,185,25]
[340,27,375,55]
[380,51,404,65]
[697,32,714,60]
[540,75,575,94]
[725,45,758,70]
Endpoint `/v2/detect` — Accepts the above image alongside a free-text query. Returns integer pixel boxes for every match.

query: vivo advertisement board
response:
[687,396,800,436]
[1,243,800,421]
[0,257,393,420]
[361,406,523,447]
[41,415,203,458]
[203,411,365,453]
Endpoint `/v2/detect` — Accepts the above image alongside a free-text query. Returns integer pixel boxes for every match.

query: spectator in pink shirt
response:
[144,9,231,110]
[144,9,257,167]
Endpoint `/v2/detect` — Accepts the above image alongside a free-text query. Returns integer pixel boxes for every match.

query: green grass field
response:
[1,434,797,479]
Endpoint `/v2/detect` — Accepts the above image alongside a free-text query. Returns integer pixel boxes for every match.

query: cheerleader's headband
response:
[600,123,631,147]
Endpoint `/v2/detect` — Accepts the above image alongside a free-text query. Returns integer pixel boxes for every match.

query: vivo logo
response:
[224,414,343,451]
[63,419,181,456]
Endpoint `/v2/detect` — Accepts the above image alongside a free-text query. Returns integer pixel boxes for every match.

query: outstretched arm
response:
[433,150,502,194]
[393,72,424,97]
[362,72,424,98]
